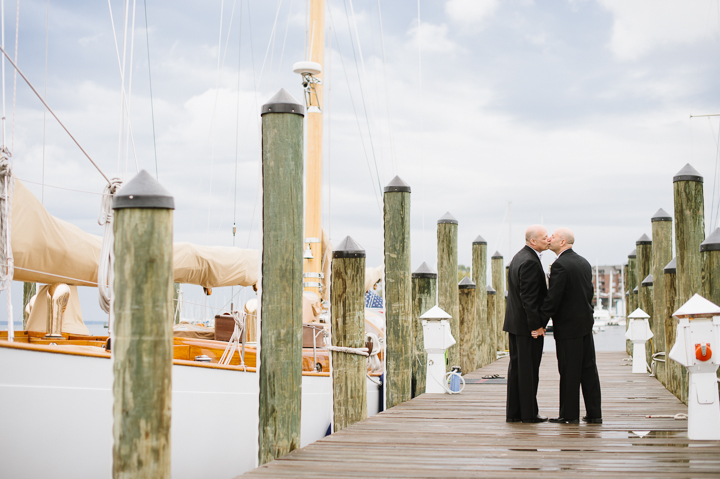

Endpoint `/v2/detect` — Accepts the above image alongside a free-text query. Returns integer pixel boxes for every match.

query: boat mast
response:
[303,0,325,296]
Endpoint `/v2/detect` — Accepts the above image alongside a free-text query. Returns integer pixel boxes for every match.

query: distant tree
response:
[458,264,471,282]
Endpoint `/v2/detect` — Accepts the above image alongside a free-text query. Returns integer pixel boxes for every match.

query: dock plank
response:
[240,351,720,478]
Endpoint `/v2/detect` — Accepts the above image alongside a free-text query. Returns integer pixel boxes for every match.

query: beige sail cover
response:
[12,179,259,288]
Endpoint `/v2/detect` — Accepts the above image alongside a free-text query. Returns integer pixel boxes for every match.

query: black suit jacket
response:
[540,248,595,339]
[503,245,548,336]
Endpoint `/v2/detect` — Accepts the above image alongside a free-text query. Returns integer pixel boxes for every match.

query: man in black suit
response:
[503,225,550,423]
[536,228,602,424]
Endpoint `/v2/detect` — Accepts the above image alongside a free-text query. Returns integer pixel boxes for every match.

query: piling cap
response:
[628,248,637,259]
[628,308,650,319]
[673,294,720,319]
[437,212,458,225]
[673,163,703,183]
[491,251,503,259]
[419,305,452,320]
[472,235,487,245]
[458,276,476,289]
[113,170,174,210]
[700,227,720,252]
[641,274,653,286]
[636,234,652,245]
[486,285,496,295]
[651,208,672,222]
[332,236,366,259]
[663,257,676,273]
[384,175,411,193]
[633,286,638,293]
[261,88,304,116]
[412,261,437,279]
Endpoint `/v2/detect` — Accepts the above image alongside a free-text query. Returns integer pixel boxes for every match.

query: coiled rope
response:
[219,310,247,369]
[97,178,122,335]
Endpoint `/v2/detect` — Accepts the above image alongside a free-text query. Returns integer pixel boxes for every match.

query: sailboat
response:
[0,1,383,477]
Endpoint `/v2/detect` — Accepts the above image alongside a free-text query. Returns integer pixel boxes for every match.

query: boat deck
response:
[240,351,720,478]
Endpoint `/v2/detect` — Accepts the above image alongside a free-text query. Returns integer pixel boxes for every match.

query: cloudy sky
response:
[2,0,720,323]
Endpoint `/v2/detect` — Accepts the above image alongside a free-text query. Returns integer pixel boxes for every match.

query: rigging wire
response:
[0,45,111,185]
[123,0,139,176]
[343,0,382,194]
[327,1,381,212]
[1,0,6,145]
[117,0,130,176]
[273,0,295,88]
[142,0,159,180]
[709,117,720,229]
[327,22,332,241]
[42,0,48,203]
[9,0,17,151]
[417,0,426,259]
[376,0,397,175]
[230,1,243,305]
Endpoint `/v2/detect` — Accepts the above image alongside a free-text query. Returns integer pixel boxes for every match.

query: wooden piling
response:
[626,249,637,355]
[651,208,672,386]
[437,212,459,371]
[22,282,36,329]
[411,262,437,398]
[486,285,497,361]
[663,258,686,403]
[458,277,477,375]
[640,274,653,367]
[330,236,367,431]
[384,176,412,408]
[112,170,175,479]
[673,164,705,305]
[491,251,506,354]
[636,233,653,367]
[700,227,720,394]
[471,235,488,368]
[258,89,305,465]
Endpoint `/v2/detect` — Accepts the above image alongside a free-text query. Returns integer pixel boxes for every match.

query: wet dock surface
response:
[240,351,720,478]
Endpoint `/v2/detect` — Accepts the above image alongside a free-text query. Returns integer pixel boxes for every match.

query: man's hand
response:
[531,327,545,339]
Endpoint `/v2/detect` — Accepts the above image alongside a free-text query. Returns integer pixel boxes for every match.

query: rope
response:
[0,152,14,341]
[0,45,111,185]
[645,414,688,420]
[97,178,122,321]
[326,345,369,357]
[219,310,247,369]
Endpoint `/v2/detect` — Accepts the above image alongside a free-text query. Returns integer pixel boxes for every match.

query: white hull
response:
[0,346,381,478]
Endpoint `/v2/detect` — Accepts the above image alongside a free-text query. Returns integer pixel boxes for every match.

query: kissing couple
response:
[503,225,602,424]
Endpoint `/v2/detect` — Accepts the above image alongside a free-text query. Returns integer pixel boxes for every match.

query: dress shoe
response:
[521,415,548,423]
[506,417,522,423]
[549,417,579,424]
[582,416,603,424]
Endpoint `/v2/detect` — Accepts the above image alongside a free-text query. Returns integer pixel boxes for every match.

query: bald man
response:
[538,228,602,424]
[503,225,550,423]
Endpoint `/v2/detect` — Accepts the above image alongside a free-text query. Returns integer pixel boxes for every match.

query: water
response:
[543,324,626,353]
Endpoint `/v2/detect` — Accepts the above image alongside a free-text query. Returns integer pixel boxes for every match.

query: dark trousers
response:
[506,333,544,420]
[555,333,602,420]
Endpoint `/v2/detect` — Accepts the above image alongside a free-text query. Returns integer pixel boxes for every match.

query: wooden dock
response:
[240,351,720,478]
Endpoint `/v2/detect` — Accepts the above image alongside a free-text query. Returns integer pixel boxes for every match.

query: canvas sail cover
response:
[12,180,258,288]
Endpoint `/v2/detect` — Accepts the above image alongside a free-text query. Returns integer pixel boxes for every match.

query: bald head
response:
[549,228,575,254]
[525,224,549,252]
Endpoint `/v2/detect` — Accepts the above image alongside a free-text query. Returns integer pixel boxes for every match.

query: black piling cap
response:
[472,235,487,245]
[673,163,703,183]
[486,285,496,295]
[384,175,411,193]
[628,248,637,259]
[261,88,304,117]
[633,286,638,294]
[113,170,175,210]
[412,261,437,279]
[491,251,503,259]
[641,274,653,286]
[332,236,365,259]
[663,257,676,274]
[437,212,458,225]
[700,227,720,252]
[458,276,476,289]
[636,234,652,245]
[651,208,672,222]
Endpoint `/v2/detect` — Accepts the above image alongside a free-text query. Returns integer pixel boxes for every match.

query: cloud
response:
[407,21,457,53]
[598,0,719,60]
[445,0,500,28]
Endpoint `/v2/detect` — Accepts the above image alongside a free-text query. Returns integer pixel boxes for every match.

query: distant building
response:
[591,264,625,316]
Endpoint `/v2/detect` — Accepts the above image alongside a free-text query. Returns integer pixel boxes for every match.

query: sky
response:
[1,0,719,324]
